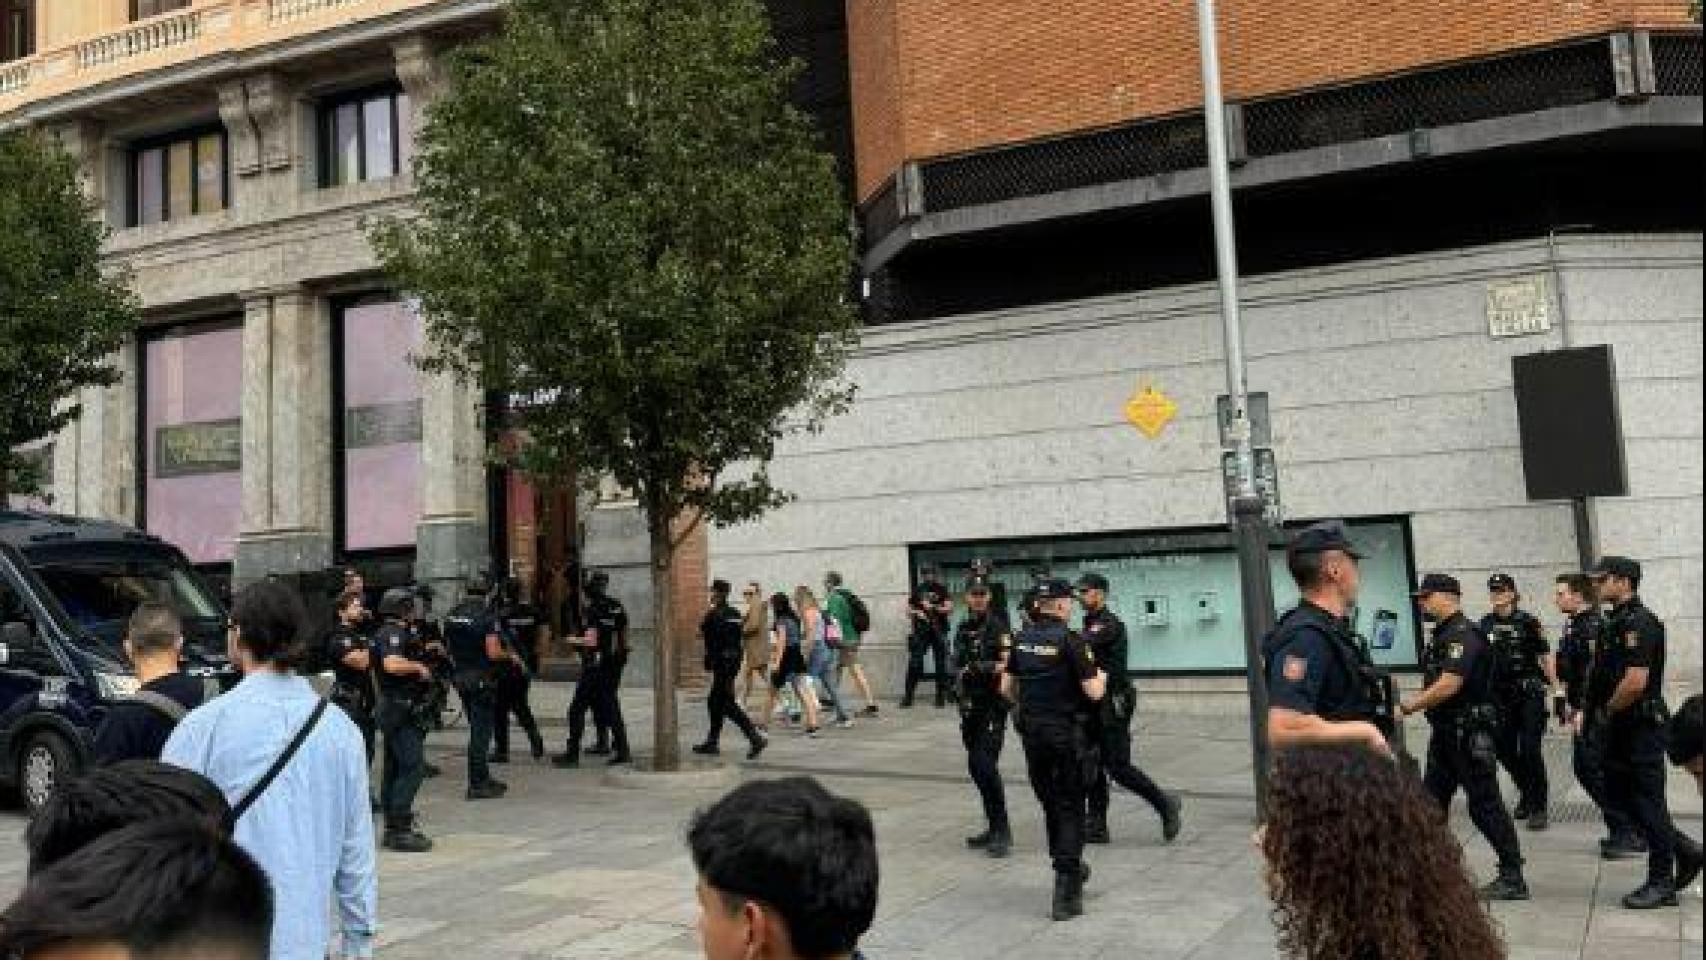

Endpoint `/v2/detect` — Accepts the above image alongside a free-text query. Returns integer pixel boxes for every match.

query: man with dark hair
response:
[371,586,436,850]
[953,576,1012,857]
[901,565,953,709]
[92,602,210,764]
[1553,573,1639,856]
[0,819,273,960]
[1481,573,1554,829]
[25,759,231,876]
[688,777,877,960]
[694,580,768,759]
[443,576,514,800]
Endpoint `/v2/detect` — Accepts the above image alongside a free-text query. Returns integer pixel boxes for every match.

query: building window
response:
[131,0,191,21]
[320,88,413,187]
[335,297,423,553]
[141,322,244,565]
[129,128,228,227]
[2,0,32,63]
[910,517,1421,674]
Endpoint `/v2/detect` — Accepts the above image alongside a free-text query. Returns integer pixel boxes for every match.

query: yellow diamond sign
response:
[1125,385,1177,439]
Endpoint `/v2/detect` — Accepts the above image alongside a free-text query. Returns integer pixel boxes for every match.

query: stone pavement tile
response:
[1581,938,1687,960]
[549,920,689,959]
[374,916,449,949]
[493,914,618,953]
[1586,903,1684,941]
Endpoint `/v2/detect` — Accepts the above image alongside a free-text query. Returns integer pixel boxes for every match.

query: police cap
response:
[1486,573,1517,593]
[377,587,417,619]
[1034,579,1075,601]
[711,579,731,595]
[1412,573,1462,598]
[1075,572,1110,593]
[1288,521,1364,559]
[1587,555,1641,582]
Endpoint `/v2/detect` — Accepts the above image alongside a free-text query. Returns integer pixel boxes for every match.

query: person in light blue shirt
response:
[164,580,378,960]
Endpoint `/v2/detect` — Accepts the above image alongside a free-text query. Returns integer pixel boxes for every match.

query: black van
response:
[0,511,232,812]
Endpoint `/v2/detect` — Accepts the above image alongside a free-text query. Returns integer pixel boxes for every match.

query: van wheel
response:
[18,731,77,815]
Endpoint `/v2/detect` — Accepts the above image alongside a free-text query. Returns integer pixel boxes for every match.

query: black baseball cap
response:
[1075,572,1110,592]
[1288,521,1363,559]
[710,579,731,594]
[1487,573,1517,592]
[1413,573,1462,598]
[1034,579,1075,601]
[1587,556,1641,582]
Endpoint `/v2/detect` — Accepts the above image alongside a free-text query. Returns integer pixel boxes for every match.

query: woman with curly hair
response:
[1261,743,1506,960]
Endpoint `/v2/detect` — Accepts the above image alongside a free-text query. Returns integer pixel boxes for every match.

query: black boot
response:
[1051,870,1084,921]
[551,745,580,768]
[1621,880,1678,909]
[965,828,995,849]
[746,734,768,760]
[692,742,721,756]
[1675,835,1704,891]
[1160,793,1184,843]
[1085,812,1110,845]
[382,815,433,853]
[1601,834,1648,860]
[1480,868,1529,902]
[985,825,1012,859]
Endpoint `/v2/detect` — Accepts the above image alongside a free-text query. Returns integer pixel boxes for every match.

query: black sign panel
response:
[1511,345,1628,501]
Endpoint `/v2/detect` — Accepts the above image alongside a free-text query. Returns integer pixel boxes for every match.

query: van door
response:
[0,559,60,729]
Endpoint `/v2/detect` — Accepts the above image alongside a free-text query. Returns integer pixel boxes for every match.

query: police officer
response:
[590,575,631,758]
[953,576,1012,858]
[554,571,632,767]
[1399,574,1528,900]
[492,578,546,764]
[444,577,513,800]
[1553,573,1639,856]
[327,590,379,769]
[1000,579,1107,921]
[1263,522,1392,753]
[1587,556,1702,909]
[374,588,434,852]
[1077,572,1182,845]
[902,565,953,708]
[1481,573,1554,830]
[692,579,768,760]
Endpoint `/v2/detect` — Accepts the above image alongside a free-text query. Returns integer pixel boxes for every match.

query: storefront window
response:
[912,517,1420,673]
[143,324,243,564]
[339,299,423,552]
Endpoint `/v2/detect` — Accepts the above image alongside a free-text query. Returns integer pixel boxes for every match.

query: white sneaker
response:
[837,719,854,729]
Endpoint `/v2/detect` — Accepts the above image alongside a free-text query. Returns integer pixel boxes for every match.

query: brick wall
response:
[849,0,1698,200]
[668,512,711,687]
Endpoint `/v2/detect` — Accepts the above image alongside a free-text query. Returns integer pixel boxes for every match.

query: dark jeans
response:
[494,667,543,757]
[1574,720,1636,840]
[1087,708,1169,819]
[378,704,427,822]
[961,705,1009,833]
[706,663,759,746]
[1021,715,1089,876]
[903,628,949,705]
[1604,719,1676,885]
[459,682,496,787]
[1424,724,1524,874]
[1495,690,1550,810]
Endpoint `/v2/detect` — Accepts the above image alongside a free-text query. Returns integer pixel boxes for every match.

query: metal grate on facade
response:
[1652,32,1704,96]
[862,175,903,246]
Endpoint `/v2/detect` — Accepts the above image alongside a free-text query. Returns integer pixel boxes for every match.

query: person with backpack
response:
[825,572,879,717]
[93,602,214,765]
[798,586,853,729]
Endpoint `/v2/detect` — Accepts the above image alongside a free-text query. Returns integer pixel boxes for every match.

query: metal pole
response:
[1194,0,1277,817]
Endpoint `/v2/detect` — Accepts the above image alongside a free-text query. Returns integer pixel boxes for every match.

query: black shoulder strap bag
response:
[224,695,332,829]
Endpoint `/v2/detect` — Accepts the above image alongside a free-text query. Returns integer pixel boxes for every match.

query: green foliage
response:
[371,0,858,535]
[0,131,139,497]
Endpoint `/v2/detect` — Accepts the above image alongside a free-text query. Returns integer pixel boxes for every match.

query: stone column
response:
[232,287,334,586]
[415,368,488,601]
[48,342,137,523]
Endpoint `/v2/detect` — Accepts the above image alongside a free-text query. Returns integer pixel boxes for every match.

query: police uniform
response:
[1480,575,1551,825]
[374,593,434,851]
[444,588,506,797]
[1559,603,1637,848]
[327,621,379,764]
[903,575,953,708]
[1077,573,1180,845]
[493,592,546,762]
[1008,579,1102,920]
[556,575,631,766]
[953,585,1012,856]
[695,583,766,758]
[1415,576,1526,897]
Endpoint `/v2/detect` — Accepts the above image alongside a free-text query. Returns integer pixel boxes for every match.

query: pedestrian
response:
[0,819,274,960]
[1076,572,1182,845]
[326,589,378,771]
[493,577,547,763]
[443,576,513,800]
[825,572,879,717]
[1399,573,1528,900]
[1586,555,1700,908]
[901,564,953,709]
[797,585,853,728]
[739,581,771,712]
[25,759,230,876]
[693,579,769,760]
[762,593,820,736]
[1481,573,1554,830]
[953,576,1012,858]
[1263,522,1394,754]
[1553,573,1640,855]
[1260,743,1508,960]
[161,579,378,959]
[584,570,632,763]
[688,777,877,960]
[371,587,436,852]
[1000,578,1107,921]
[1666,695,1704,894]
[92,602,212,764]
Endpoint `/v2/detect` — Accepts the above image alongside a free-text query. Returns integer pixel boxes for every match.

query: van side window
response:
[0,579,23,625]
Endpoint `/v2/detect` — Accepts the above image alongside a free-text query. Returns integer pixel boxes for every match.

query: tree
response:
[0,131,139,498]
[371,0,858,770]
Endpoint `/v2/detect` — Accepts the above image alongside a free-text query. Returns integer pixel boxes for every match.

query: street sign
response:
[1486,275,1553,338]
[1124,385,1178,439]
[1223,446,1282,527]
[1216,391,1270,449]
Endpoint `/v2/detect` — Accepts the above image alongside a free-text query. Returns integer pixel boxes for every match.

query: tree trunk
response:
[647,510,681,771]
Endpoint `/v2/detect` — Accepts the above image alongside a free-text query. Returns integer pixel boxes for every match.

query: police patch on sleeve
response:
[1448,642,1464,659]
[1282,655,1308,682]
[1626,631,1640,649]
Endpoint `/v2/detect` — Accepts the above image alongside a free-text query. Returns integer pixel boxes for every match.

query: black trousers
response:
[961,705,1009,833]
[1603,719,1676,885]
[458,682,496,787]
[903,629,949,704]
[1021,715,1089,876]
[706,662,759,746]
[377,703,428,823]
[334,697,376,766]
[493,667,543,758]
[1573,720,1636,840]
[568,663,629,757]
[1087,708,1169,819]
[1495,689,1550,810]
[596,653,629,742]
[1424,723,1524,874]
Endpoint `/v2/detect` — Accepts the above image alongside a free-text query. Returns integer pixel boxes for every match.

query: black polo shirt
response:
[92,672,206,764]
[1421,612,1495,726]
[1591,597,1666,716]
[1263,602,1376,722]
[1008,618,1098,721]
[1080,605,1130,688]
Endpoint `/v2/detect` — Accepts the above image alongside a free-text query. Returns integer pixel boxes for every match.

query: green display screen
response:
[913,518,1420,674]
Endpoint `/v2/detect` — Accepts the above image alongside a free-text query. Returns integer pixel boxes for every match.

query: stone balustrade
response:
[76,7,204,71]
[269,0,369,22]
[0,58,33,97]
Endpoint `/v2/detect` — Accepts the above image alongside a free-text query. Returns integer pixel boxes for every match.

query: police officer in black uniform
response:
[1553,572,1640,855]
[444,577,513,800]
[953,576,1012,858]
[902,566,953,708]
[692,579,768,760]
[1001,578,1107,921]
[1587,556,1702,909]
[554,570,632,767]
[492,578,546,764]
[1264,522,1393,754]
[1481,573,1554,830]
[327,590,379,768]
[1077,572,1182,846]
[374,588,434,852]
[1400,574,1528,900]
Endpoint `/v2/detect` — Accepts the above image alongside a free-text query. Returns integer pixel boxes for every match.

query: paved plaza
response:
[1,683,1699,959]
